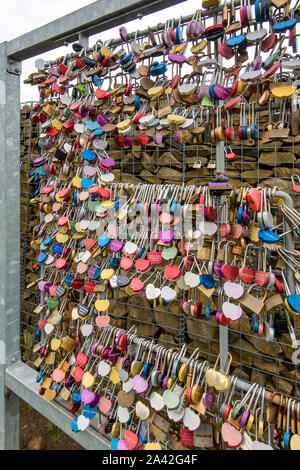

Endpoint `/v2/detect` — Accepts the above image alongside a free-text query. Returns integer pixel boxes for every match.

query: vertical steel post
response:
[0,42,21,450]
[79,33,89,49]
[214,10,228,374]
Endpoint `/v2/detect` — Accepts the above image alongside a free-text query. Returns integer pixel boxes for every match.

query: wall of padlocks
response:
[20,0,300,450]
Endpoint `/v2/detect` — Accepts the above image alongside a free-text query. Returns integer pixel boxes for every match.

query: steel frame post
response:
[214,11,227,374]
[0,42,21,450]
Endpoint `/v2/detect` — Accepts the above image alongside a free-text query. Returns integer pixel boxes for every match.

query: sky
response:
[0,0,202,102]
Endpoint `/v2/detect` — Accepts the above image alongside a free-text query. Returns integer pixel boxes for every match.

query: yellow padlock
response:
[116,119,131,130]
[167,114,185,125]
[148,86,164,98]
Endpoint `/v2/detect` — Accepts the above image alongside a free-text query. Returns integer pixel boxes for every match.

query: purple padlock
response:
[240,410,250,429]
[92,342,100,355]
[214,262,223,278]
[78,104,88,117]
[88,105,94,117]
[110,240,123,252]
[119,26,128,43]
[203,390,215,409]
[122,356,131,370]
[40,88,46,100]
[45,139,54,149]
[89,393,100,408]
[81,388,96,405]
[108,348,121,364]
[116,329,125,344]
[43,282,52,294]
[174,131,182,144]
[213,84,231,100]
[162,376,169,390]
[38,281,46,291]
[154,132,163,144]
[97,114,110,126]
[161,31,167,47]
[65,376,74,389]
[159,230,174,243]
[33,157,46,167]
[117,440,129,450]
[47,67,60,77]
[88,266,98,279]
[168,53,186,64]
[124,135,133,147]
[252,55,262,71]
[101,158,115,169]
[132,375,148,394]
[242,209,250,226]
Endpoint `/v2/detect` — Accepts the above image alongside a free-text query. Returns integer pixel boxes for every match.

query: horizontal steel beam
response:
[5,361,110,450]
[6,0,186,61]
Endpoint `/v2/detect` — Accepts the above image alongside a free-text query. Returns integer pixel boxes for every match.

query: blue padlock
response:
[98,235,110,247]
[72,390,81,403]
[37,167,47,176]
[43,236,53,247]
[71,417,80,433]
[94,128,103,136]
[36,369,44,383]
[81,178,96,189]
[273,18,296,33]
[92,75,103,88]
[82,149,97,162]
[52,244,64,255]
[110,257,120,269]
[134,96,142,110]
[138,247,145,258]
[83,405,97,420]
[286,295,300,314]
[200,274,215,289]
[37,252,48,265]
[120,54,132,65]
[111,438,120,450]
[64,275,75,287]
[150,61,168,76]
[34,329,40,339]
[226,34,246,48]
[258,229,280,244]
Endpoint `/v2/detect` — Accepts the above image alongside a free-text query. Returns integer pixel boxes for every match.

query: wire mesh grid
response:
[19,96,300,405]
[20,101,41,368]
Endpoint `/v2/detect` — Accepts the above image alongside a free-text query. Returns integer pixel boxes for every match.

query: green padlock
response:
[47,297,59,308]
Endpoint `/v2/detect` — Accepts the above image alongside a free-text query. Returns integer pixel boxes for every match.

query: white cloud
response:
[0,0,201,102]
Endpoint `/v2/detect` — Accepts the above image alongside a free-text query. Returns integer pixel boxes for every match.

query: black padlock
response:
[202,123,212,144]
[266,249,278,269]
[274,311,289,337]
[72,42,84,53]
[54,148,67,162]
[72,87,78,100]
[83,56,97,68]
[105,417,115,434]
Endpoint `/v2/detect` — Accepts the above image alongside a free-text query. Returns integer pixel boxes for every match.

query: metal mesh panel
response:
[20,102,41,368]
[19,99,300,403]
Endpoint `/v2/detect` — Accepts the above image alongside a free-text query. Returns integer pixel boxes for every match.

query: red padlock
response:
[246,188,261,212]
[292,175,300,193]
[76,353,88,367]
[225,146,235,160]
[57,63,68,75]
[216,312,231,326]
[73,366,85,382]
[70,402,81,414]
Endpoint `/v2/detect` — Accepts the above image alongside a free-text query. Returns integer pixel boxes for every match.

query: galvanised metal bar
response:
[6,0,186,61]
[0,42,21,450]
[5,361,111,450]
